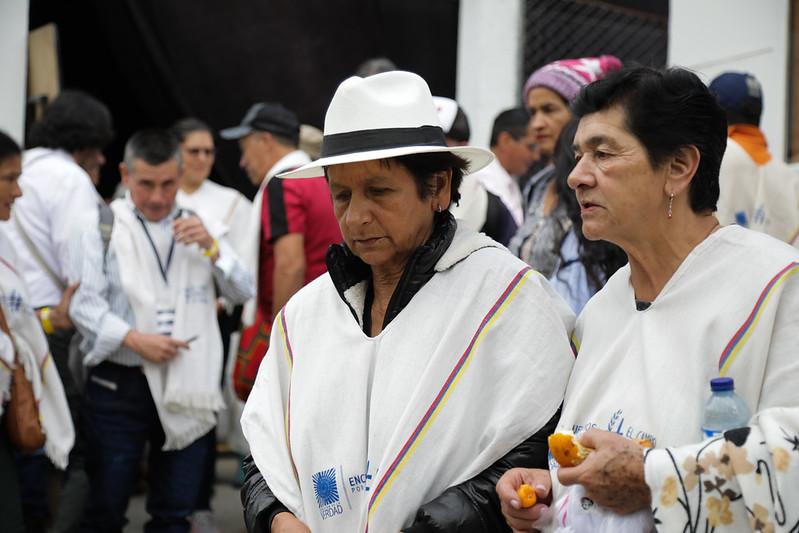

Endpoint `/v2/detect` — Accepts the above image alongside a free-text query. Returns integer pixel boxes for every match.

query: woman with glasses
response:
[173,118,252,258]
[172,118,253,530]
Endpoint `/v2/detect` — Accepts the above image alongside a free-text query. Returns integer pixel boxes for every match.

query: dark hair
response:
[123,129,180,168]
[0,130,22,163]
[387,152,468,205]
[553,120,627,291]
[28,90,113,152]
[573,66,727,213]
[490,107,531,147]
[447,106,471,144]
[355,57,397,77]
[171,117,213,143]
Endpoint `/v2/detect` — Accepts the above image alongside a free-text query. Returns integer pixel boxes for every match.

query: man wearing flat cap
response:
[221,103,341,399]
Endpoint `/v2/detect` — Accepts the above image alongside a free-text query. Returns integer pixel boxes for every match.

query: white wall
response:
[0,0,29,145]
[456,0,524,148]
[669,0,790,160]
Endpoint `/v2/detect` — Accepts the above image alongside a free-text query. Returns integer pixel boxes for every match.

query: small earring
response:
[667,192,674,219]
[437,204,443,213]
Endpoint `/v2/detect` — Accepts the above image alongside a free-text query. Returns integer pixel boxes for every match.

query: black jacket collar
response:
[325,211,457,333]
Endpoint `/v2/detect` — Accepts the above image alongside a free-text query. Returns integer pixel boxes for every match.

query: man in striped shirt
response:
[69,130,253,532]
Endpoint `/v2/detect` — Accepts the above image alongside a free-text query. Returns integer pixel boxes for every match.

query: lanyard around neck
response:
[135,210,181,283]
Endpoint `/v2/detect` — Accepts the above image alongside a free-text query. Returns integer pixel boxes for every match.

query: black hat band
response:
[321,125,446,158]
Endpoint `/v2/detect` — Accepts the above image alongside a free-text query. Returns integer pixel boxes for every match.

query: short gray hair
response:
[123,129,181,169]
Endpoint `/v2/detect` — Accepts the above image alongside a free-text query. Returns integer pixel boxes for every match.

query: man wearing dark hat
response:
[710,71,799,244]
[221,103,341,399]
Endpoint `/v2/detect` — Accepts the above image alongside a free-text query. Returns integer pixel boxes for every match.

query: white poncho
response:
[550,225,799,531]
[242,227,575,532]
[0,230,74,468]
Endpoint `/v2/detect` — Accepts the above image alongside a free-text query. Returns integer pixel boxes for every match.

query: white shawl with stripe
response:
[549,225,799,531]
[242,227,575,532]
[0,230,74,468]
[111,199,224,450]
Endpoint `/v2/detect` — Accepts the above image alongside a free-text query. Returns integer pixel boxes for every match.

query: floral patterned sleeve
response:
[645,407,799,532]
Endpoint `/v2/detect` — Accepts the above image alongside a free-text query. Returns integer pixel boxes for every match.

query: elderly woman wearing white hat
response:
[240,71,575,533]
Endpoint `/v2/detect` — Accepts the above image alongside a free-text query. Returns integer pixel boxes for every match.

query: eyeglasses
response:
[184,147,216,156]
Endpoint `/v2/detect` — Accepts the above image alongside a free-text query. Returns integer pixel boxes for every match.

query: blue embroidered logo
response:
[312,468,340,508]
[183,285,210,304]
[3,290,24,312]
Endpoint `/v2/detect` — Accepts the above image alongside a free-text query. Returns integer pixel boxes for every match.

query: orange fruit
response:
[516,483,537,508]
[548,432,592,467]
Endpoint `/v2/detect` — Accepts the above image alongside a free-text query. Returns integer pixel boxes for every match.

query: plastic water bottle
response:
[701,377,751,438]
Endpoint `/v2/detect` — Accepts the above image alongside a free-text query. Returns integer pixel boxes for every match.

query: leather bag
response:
[0,306,46,452]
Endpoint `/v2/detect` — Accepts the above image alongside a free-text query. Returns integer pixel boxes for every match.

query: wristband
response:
[40,307,55,335]
[203,239,219,258]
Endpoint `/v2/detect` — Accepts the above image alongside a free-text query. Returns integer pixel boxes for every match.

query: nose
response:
[567,156,594,191]
[344,194,372,228]
[150,185,168,206]
[531,112,547,131]
[12,180,22,199]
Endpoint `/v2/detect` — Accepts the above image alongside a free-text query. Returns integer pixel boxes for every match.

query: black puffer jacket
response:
[241,212,562,531]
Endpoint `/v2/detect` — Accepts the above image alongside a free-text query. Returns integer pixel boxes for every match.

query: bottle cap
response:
[710,377,734,391]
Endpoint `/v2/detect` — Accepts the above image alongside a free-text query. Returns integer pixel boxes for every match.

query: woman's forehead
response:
[327,159,407,184]
[574,107,631,147]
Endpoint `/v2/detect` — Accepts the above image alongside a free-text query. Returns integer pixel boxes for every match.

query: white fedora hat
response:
[280,71,493,179]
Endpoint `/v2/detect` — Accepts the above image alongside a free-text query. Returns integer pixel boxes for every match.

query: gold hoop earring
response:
[667,192,674,219]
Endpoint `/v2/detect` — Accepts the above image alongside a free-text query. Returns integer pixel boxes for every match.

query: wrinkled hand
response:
[496,467,552,532]
[123,330,189,364]
[173,216,214,251]
[271,512,311,533]
[557,429,650,514]
[50,282,80,330]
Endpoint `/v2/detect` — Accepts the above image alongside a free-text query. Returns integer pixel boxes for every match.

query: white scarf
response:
[110,199,224,450]
[176,180,252,258]
[716,139,799,244]
[474,158,524,225]
[242,227,576,532]
[0,230,74,468]
[549,225,799,531]
[241,150,311,326]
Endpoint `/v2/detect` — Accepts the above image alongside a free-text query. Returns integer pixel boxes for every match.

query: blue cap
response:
[710,377,735,392]
[708,72,762,124]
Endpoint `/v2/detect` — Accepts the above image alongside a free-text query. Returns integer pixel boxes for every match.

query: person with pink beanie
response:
[509,56,624,313]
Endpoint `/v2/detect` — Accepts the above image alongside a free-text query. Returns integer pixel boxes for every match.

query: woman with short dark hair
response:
[0,130,75,533]
[240,71,576,533]
[498,66,799,532]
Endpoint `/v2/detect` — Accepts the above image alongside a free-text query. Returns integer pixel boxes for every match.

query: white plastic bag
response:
[552,485,655,533]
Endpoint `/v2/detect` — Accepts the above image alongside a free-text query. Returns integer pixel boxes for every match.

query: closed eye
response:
[333,191,351,202]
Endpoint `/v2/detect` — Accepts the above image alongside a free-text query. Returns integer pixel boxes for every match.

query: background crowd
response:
[0,17,798,533]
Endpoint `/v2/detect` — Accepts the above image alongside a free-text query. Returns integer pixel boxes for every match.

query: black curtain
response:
[28,0,460,199]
